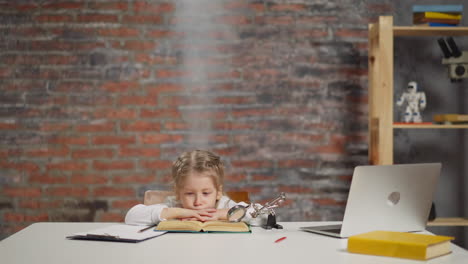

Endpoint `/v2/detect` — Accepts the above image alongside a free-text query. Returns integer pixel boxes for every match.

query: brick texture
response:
[0,0,393,240]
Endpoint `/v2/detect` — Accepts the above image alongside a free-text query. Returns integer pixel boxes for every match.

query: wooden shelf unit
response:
[368,16,468,165]
[368,16,468,227]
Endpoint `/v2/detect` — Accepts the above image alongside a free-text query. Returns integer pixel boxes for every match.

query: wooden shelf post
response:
[368,16,394,165]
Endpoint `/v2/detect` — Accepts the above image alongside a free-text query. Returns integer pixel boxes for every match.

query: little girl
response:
[125,149,256,225]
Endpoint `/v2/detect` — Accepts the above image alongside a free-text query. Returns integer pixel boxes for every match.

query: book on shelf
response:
[412,5,463,13]
[347,230,454,261]
[155,220,251,233]
[414,22,459,27]
[433,114,468,123]
[414,12,462,20]
[413,17,460,25]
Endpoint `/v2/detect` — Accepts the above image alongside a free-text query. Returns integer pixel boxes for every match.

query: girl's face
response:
[177,172,222,210]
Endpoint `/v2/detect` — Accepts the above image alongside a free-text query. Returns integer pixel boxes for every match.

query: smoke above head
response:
[173,0,235,148]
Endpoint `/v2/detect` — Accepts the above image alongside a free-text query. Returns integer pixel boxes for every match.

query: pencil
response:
[274,236,287,243]
[138,224,156,233]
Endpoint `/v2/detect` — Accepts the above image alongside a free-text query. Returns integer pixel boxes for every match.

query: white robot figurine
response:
[396,81,427,123]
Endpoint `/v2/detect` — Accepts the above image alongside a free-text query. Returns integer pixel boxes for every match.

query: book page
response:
[427,242,451,259]
[202,221,249,232]
[156,220,203,231]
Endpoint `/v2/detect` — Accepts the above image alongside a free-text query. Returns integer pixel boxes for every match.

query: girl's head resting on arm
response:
[172,150,225,210]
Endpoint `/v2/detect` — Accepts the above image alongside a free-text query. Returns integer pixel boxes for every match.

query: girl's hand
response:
[161,208,216,221]
[179,208,218,221]
[186,208,229,221]
[212,208,229,221]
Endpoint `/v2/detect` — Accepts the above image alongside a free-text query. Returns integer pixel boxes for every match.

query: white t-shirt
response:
[125,195,260,226]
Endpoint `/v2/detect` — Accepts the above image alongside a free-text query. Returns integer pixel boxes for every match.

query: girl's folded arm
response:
[124,204,168,226]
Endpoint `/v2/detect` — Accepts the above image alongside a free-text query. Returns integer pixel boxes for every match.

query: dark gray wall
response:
[393,0,468,249]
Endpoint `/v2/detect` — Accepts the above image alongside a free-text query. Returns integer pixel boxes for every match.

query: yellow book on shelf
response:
[348,231,454,260]
[434,114,468,123]
[155,220,250,233]
[421,12,462,20]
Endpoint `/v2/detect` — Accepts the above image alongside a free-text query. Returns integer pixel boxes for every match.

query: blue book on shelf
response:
[413,5,463,13]
[428,22,459,27]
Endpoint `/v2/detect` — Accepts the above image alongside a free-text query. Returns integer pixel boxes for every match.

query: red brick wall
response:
[0,0,392,239]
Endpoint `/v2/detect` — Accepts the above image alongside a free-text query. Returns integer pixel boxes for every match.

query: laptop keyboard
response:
[325,228,342,234]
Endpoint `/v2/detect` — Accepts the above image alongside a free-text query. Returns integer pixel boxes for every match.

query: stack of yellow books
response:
[413,5,463,27]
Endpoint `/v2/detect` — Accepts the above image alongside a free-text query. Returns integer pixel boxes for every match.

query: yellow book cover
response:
[416,12,462,20]
[434,114,468,123]
[155,220,250,233]
[348,231,454,260]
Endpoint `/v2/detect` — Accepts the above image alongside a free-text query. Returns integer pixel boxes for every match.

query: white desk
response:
[1,222,467,264]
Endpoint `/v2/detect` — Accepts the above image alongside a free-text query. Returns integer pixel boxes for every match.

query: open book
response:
[156,220,250,233]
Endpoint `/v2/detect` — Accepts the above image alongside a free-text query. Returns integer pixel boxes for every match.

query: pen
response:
[274,236,287,243]
[138,224,156,233]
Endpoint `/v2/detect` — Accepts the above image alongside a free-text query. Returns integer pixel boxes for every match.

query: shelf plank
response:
[393,123,468,129]
[394,26,468,36]
[427,217,468,226]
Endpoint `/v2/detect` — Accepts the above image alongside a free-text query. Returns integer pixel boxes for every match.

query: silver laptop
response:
[300,163,441,238]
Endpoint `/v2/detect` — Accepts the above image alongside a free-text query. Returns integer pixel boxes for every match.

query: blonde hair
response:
[172,150,225,193]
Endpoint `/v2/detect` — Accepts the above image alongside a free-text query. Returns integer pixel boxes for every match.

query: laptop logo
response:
[387,192,400,206]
